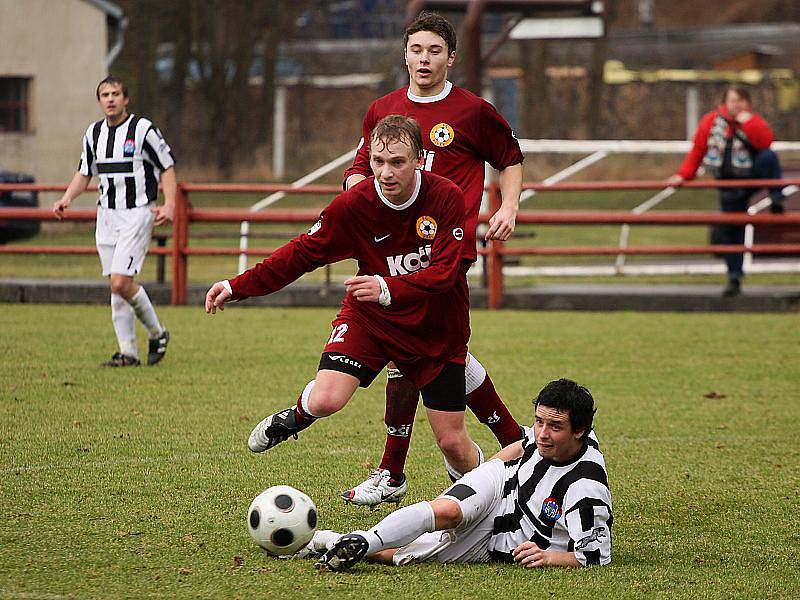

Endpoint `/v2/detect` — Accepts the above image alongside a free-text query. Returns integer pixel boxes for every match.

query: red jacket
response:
[677,105,774,180]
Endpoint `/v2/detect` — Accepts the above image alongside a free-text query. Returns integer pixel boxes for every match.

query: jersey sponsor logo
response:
[453,227,464,241]
[308,219,322,235]
[416,216,437,240]
[123,139,136,157]
[541,497,563,521]
[386,245,432,276]
[430,122,455,148]
[327,354,363,369]
[575,526,607,551]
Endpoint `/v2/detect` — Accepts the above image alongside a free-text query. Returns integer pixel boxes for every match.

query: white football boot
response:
[341,468,407,507]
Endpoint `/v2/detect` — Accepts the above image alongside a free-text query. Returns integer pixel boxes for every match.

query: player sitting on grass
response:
[306,379,612,571]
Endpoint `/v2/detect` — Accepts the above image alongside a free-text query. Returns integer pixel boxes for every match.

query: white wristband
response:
[221,280,232,295]
[374,275,391,307]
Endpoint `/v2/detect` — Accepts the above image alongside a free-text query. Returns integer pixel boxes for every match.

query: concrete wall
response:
[0,0,108,203]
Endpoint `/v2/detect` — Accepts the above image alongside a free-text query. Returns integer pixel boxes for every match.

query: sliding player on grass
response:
[311,379,612,572]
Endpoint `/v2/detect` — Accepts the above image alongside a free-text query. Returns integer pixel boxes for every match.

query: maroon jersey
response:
[344,81,523,261]
[229,171,470,368]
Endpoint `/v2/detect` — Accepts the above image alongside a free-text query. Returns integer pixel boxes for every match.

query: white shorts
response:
[393,459,507,565]
[95,205,155,277]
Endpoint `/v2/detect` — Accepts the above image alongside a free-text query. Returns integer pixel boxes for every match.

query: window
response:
[0,77,31,132]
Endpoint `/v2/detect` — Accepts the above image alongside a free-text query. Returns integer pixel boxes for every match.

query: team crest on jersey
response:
[541,497,563,521]
[416,216,437,240]
[123,139,136,156]
[430,123,454,148]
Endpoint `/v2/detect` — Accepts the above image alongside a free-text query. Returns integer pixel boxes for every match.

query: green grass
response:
[1,306,799,598]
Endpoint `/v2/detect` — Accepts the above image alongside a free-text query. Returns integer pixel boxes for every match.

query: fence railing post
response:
[171,185,189,306]
[487,181,504,310]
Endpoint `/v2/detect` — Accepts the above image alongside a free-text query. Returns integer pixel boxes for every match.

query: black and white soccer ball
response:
[247,485,317,556]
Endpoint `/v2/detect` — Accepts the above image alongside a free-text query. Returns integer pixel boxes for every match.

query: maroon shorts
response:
[319,317,462,393]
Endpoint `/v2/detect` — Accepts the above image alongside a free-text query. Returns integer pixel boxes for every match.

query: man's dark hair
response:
[535,378,596,439]
[404,11,457,54]
[370,114,423,160]
[722,85,751,105]
[96,75,128,100]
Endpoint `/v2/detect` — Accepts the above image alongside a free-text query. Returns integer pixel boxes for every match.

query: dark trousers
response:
[716,150,783,280]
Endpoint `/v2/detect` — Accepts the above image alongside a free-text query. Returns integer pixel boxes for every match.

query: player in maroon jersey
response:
[205,115,483,480]
[341,11,524,507]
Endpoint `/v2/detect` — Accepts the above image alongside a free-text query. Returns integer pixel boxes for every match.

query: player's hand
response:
[205,281,231,314]
[512,541,551,568]
[666,174,684,187]
[52,196,71,220]
[485,205,517,241]
[735,110,753,124]
[152,204,174,226]
[344,275,380,302]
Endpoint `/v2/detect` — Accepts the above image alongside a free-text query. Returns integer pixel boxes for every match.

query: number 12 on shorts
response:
[327,323,348,344]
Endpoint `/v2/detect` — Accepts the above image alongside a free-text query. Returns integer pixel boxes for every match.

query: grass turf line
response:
[1,305,798,599]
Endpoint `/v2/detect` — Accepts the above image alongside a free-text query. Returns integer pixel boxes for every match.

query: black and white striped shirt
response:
[489,428,612,566]
[78,114,175,209]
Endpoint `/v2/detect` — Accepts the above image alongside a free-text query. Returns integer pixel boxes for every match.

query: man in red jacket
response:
[205,114,483,480]
[668,85,786,296]
[341,11,524,507]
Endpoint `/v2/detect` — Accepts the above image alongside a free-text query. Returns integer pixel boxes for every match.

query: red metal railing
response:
[2,179,799,308]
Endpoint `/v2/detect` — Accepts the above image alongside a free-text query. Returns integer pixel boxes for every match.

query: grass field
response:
[1,305,799,599]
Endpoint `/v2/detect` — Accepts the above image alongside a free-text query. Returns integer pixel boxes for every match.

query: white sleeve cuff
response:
[221,280,233,295]
[374,275,391,307]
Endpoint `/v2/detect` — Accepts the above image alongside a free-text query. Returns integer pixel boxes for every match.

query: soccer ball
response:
[247,485,317,556]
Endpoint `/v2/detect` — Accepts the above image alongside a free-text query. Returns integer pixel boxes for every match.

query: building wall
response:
[0,0,108,196]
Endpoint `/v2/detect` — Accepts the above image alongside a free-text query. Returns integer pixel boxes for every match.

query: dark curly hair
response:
[535,378,596,439]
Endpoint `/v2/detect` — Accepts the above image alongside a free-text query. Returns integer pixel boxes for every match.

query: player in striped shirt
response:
[313,378,612,571]
[52,76,175,367]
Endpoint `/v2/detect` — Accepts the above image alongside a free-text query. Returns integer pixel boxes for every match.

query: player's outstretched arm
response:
[205,280,232,314]
[52,172,91,219]
[512,542,580,568]
[153,166,177,226]
[486,163,522,241]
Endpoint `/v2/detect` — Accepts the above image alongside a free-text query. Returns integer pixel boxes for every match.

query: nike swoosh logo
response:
[374,234,391,243]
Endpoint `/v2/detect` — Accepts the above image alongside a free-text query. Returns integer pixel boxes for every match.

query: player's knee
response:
[307,386,349,417]
[434,430,469,458]
[431,498,463,530]
[109,276,133,297]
